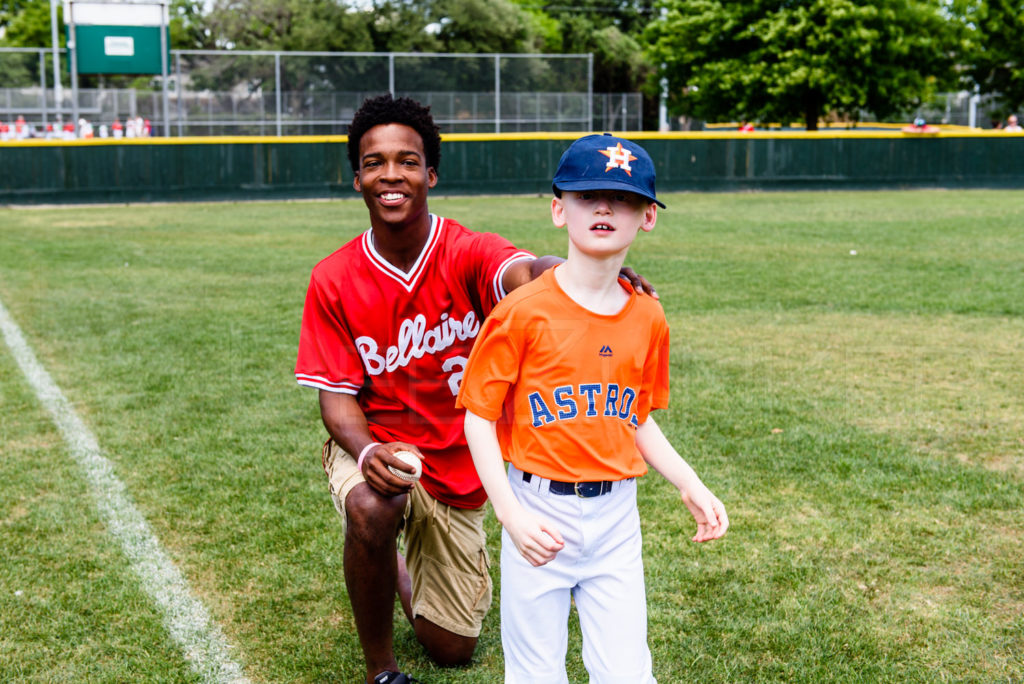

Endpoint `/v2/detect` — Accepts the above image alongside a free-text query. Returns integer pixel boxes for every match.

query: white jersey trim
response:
[493,252,535,302]
[296,374,360,394]
[360,214,443,294]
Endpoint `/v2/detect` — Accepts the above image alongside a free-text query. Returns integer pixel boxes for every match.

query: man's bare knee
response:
[344,484,406,545]
[415,617,478,666]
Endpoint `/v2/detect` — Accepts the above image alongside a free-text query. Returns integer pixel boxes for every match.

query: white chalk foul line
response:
[0,298,250,684]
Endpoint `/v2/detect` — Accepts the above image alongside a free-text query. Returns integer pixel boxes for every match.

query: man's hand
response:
[503,256,658,299]
[360,442,423,498]
[619,266,658,299]
[318,391,424,498]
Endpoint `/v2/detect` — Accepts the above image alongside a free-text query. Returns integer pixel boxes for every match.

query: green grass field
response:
[1,189,1021,683]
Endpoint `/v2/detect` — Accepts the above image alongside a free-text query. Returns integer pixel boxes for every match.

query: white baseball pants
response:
[500,464,656,684]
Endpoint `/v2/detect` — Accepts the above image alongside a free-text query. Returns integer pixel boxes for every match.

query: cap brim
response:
[553,179,666,208]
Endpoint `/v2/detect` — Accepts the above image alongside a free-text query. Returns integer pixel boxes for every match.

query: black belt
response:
[522,471,616,498]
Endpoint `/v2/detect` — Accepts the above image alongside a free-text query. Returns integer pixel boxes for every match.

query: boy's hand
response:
[681,485,729,542]
[503,510,565,566]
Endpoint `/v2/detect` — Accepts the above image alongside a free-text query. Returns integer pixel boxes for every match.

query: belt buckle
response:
[574,481,600,498]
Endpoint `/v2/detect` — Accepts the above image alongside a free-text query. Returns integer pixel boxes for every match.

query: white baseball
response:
[387,450,422,482]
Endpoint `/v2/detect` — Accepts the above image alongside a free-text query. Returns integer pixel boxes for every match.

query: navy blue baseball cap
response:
[552,133,665,208]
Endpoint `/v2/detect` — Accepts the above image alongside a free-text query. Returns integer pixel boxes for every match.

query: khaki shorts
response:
[322,440,493,638]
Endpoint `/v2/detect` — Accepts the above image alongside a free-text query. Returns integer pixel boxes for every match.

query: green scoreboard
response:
[65,1,169,75]
[70,24,169,75]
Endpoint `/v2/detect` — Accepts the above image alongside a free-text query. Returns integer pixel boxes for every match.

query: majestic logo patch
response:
[600,143,638,176]
[599,345,613,357]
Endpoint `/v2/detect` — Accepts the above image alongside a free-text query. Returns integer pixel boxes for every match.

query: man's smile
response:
[379,192,407,205]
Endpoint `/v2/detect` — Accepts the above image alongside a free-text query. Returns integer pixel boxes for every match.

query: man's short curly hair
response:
[347,94,442,174]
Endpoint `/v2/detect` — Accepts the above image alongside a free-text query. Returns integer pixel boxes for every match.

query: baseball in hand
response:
[387,450,422,482]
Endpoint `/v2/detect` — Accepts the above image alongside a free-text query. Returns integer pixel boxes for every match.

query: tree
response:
[646,0,962,129]
[169,0,214,50]
[0,0,59,48]
[958,0,1024,116]
[520,0,657,126]
[186,0,388,96]
[0,0,61,88]
[0,0,207,49]
[356,0,441,53]
[427,0,541,54]
[534,0,657,93]
[202,0,375,52]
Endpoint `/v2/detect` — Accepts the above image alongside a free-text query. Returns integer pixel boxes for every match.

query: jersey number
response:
[442,355,468,396]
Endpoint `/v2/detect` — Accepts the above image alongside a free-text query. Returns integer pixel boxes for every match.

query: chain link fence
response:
[914,90,1007,129]
[0,47,642,137]
[4,46,1020,136]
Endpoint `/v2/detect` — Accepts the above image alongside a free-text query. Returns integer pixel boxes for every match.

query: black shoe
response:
[373,671,421,684]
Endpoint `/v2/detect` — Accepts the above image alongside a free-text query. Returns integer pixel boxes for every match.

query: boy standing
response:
[458,134,729,683]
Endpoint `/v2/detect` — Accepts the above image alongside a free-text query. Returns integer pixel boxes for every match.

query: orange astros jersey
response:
[457,267,670,482]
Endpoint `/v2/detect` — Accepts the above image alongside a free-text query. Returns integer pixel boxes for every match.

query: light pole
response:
[50,0,63,125]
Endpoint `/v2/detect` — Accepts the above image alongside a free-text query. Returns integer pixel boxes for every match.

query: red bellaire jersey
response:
[295,214,533,508]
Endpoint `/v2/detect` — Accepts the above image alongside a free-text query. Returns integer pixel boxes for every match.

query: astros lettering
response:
[357,310,480,375]
[528,383,639,429]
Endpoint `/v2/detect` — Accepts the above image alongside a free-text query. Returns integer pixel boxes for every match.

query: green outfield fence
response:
[2,129,1023,204]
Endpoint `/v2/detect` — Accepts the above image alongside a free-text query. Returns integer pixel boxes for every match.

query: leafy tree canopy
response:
[533,0,657,93]
[646,0,962,129]
[427,0,542,53]
[168,0,214,49]
[10,0,1018,128]
[0,0,205,50]
[955,0,1024,114]
[1,0,60,47]
[202,0,375,52]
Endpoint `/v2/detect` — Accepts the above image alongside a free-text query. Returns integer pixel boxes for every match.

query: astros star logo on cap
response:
[551,133,665,208]
[600,143,638,176]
